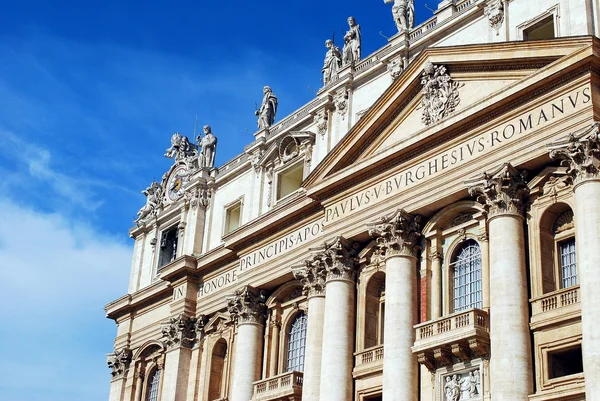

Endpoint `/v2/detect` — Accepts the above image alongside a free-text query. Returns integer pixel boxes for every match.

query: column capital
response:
[227,285,267,326]
[548,123,600,186]
[311,236,359,282]
[292,258,327,297]
[428,250,443,262]
[466,163,529,218]
[161,314,198,349]
[107,347,132,378]
[368,209,422,258]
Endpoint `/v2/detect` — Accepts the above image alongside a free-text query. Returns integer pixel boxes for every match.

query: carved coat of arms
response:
[420,63,463,126]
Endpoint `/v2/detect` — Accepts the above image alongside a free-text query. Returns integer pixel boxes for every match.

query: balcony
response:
[412,308,490,371]
[252,371,303,401]
[353,345,384,378]
[530,285,581,330]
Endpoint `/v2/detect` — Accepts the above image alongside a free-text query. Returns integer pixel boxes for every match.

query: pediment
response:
[203,311,233,335]
[304,37,595,196]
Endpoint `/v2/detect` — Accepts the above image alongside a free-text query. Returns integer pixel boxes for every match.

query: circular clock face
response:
[166,166,188,201]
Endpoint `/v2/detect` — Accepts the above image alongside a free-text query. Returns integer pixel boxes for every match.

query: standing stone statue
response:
[256,86,278,129]
[322,39,342,85]
[342,16,361,66]
[197,125,217,168]
[384,0,415,32]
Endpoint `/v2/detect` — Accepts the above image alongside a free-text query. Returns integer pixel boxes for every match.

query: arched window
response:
[208,339,228,400]
[451,240,482,312]
[364,272,385,348]
[147,368,161,401]
[286,312,307,372]
[553,210,577,288]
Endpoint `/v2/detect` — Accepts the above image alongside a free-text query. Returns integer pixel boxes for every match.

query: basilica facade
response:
[105,1,600,400]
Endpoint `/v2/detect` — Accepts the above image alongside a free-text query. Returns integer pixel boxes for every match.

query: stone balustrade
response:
[412,308,490,371]
[530,285,581,329]
[353,345,384,378]
[252,371,303,401]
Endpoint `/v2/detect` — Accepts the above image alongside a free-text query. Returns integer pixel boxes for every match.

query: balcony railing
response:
[413,308,490,371]
[530,285,581,329]
[252,371,303,401]
[353,344,384,378]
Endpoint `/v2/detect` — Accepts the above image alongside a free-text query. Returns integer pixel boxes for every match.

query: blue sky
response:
[0,1,431,400]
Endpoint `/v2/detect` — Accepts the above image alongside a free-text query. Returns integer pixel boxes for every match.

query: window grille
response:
[287,312,307,372]
[451,240,482,312]
[147,369,160,401]
[560,238,577,288]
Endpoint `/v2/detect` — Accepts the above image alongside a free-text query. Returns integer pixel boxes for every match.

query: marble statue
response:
[164,132,198,163]
[197,125,217,168]
[444,375,460,401]
[384,0,415,32]
[256,86,278,129]
[135,182,163,224]
[342,16,361,66]
[322,39,342,85]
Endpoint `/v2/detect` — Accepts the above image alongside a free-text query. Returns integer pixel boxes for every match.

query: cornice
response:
[105,280,171,320]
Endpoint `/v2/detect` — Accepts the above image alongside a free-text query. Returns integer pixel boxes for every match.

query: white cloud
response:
[0,199,132,401]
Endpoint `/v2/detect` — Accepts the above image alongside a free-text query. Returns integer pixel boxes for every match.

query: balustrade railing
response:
[354,344,384,367]
[252,371,303,400]
[415,308,489,341]
[531,285,580,315]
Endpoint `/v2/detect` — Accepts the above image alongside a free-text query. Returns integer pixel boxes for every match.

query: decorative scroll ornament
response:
[135,182,164,226]
[368,209,422,258]
[548,123,600,185]
[227,285,268,325]
[310,237,359,282]
[484,0,505,35]
[419,63,463,126]
[466,163,529,217]
[107,347,132,378]
[315,110,328,137]
[184,185,211,209]
[335,89,349,118]
[292,257,327,297]
[161,314,198,349]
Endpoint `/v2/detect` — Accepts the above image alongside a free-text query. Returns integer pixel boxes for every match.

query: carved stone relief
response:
[309,237,359,282]
[484,0,505,35]
[387,59,404,81]
[107,347,132,378]
[442,368,482,401]
[548,123,600,185]
[161,314,198,349]
[419,63,463,126]
[314,110,328,137]
[226,285,268,325]
[368,209,422,258]
[335,89,349,118]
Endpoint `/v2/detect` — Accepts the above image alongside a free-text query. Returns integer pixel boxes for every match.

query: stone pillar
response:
[227,285,267,401]
[133,372,144,401]
[107,347,132,401]
[549,125,600,400]
[317,237,358,401]
[478,232,491,312]
[292,257,327,401]
[268,317,280,377]
[369,209,422,401]
[467,163,532,401]
[429,249,443,319]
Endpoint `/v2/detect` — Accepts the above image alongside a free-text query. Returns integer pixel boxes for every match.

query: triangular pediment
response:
[304,37,596,198]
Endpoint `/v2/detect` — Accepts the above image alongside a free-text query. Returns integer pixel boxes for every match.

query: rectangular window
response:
[224,202,241,235]
[548,346,583,379]
[158,226,178,268]
[277,163,304,201]
[523,15,555,41]
[559,238,577,288]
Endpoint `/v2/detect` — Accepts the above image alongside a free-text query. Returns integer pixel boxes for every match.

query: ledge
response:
[530,285,581,330]
[353,344,384,379]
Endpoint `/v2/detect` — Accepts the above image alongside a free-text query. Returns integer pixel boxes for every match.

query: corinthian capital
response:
[466,163,529,218]
[227,285,267,325]
[292,258,326,297]
[107,347,132,378]
[548,123,600,185]
[311,237,359,282]
[368,209,422,258]
[161,314,198,349]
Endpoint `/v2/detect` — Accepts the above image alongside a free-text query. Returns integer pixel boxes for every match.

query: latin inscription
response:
[325,86,591,224]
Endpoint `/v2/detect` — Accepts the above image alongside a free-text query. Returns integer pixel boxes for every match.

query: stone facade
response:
[105,1,600,400]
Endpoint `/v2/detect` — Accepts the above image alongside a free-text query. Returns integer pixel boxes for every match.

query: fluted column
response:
[292,257,327,401]
[549,124,600,400]
[369,210,422,401]
[467,163,532,401]
[227,286,267,401]
[317,237,358,401]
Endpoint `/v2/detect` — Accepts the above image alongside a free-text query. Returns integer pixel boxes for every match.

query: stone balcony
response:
[252,371,303,401]
[353,344,384,378]
[412,308,490,371]
[530,285,581,330]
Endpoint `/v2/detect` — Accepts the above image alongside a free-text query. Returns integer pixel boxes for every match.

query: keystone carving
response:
[419,63,463,126]
[466,163,529,218]
[227,285,268,325]
[548,123,600,186]
[107,347,132,378]
[368,209,422,258]
[293,257,327,297]
[161,314,198,349]
[310,237,359,282]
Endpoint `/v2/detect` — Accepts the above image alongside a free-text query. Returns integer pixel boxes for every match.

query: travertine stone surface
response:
[303,294,325,401]
[229,322,264,401]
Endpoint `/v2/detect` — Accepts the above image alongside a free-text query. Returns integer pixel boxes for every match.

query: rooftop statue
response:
[322,39,342,85]
[256,86,278,129]
[135,181,163,225]
[197,125,217,169]
[342,16,361,66]
[384,0,415,33]
[164,132,198,162]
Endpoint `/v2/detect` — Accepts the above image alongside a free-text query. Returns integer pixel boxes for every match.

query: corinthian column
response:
[317,237,358,401]
[292,258,327,401]
[467,163,532,401]
[227,285,267,401]
[368,209,422,401]
[549,124,600,399]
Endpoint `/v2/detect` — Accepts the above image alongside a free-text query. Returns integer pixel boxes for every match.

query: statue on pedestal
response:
[256,86,278,129]
[342,16,361,66]
[197,125,217,168]
[384,0,415,33]
[322,39,342,85]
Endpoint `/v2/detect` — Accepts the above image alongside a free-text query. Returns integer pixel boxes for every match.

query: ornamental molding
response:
[334,89,349,118]
[387,58,404,81]
[466,163,529,218]
[484,0,505,35]
[419,63,463,126]
[227,285,268,325]
[548,123,600,186]
[161,314,198,349]
[107,347,132,378]
[314,110,328,137]
[368,209,422,258]
[183,185,212,210]
[247,131,316,174]
[292,258,327,298]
